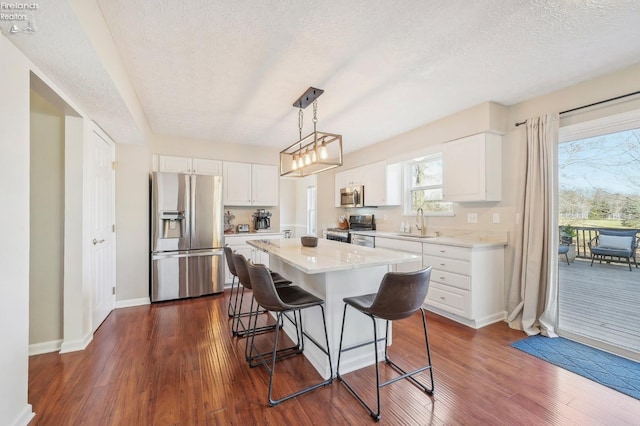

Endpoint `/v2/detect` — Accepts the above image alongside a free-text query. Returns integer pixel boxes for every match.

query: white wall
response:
[0,34,35,426]
[115,143,151,304]
[29,90,65,346]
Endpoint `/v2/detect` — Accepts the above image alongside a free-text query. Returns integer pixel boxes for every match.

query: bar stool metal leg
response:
[254,305,333,406]
[336,304,434,421]
[227,275,238,317]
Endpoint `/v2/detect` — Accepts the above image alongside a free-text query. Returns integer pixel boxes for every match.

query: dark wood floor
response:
[29,290,640,425]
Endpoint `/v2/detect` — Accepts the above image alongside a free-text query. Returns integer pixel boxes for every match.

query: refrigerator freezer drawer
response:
[151,250,224,302]
[151,252,188,302]
[188,250,224,296]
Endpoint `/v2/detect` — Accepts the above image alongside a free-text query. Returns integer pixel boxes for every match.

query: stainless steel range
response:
[326,214,375,244]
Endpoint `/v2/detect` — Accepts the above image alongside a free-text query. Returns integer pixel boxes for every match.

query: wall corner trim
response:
[8,404,35,426]
[59,332,93,354]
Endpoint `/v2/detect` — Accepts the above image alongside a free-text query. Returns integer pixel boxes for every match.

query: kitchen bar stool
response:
[223,246,240,318]
[336,267,434,421]
[225,247,291,337]
[231,253,291,339]
[233,253,300,362]
[247,262,333,406]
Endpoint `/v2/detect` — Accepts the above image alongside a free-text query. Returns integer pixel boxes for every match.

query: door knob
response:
[93,238,105,245]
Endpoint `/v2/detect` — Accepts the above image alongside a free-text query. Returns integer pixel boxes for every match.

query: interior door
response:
[91,129,116,332]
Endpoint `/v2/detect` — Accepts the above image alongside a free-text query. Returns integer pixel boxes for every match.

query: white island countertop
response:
[247,238,420,274]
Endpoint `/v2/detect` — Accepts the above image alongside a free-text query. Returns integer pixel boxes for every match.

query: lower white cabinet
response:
[224,233,283,284]
[375,237,423,272]
[422,242,504,328]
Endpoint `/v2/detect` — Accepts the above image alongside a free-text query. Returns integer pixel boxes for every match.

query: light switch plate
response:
[467,213,478,223]
[492,213,500,224]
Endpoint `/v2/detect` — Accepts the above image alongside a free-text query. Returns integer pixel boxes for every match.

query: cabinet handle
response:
[439,250,446,253]
[440,276,445,280]
[439,296,446,300]
[440,263,446,266]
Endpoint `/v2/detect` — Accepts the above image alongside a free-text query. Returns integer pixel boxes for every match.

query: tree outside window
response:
[403,153,453,215]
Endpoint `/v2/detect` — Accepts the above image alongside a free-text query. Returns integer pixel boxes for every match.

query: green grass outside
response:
[559,219,628,229]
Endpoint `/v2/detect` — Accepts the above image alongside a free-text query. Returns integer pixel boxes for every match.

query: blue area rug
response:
[511,335,640,400]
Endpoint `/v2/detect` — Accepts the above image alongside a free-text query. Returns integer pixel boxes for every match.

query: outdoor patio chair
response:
[589,229,639,271]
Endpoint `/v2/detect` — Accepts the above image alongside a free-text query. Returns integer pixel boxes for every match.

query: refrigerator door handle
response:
[152,251,191,259]
[191,174,196,245]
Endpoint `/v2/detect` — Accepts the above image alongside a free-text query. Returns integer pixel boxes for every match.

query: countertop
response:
[224,230,284,236]
[247,238,420,274]
[349,230,508,248]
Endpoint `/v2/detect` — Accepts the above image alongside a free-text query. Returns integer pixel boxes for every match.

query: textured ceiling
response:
[3,1,640,153]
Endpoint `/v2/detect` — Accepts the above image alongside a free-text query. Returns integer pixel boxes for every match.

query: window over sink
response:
[403,153,454,216]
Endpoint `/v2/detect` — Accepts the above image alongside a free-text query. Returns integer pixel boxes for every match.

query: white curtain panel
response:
[507,113,560,336]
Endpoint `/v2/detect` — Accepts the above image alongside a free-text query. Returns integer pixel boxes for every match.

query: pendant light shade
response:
[280,87,343,177]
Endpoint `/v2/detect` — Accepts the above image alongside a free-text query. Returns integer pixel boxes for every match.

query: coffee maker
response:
[252,209,271,231]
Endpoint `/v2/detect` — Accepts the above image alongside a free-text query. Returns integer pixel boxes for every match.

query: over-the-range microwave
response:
[340,185,364,208]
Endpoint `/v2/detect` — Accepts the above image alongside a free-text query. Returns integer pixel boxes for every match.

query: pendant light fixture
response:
[280,87,343,177]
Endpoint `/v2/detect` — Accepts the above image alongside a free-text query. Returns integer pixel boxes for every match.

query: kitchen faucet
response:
[416,208,426,236]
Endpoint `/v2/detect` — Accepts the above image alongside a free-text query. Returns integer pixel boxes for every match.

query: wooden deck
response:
[558,258,640,360]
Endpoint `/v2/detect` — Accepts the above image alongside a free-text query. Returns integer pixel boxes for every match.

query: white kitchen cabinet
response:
[223,233,283,284]
[155,155,222,176]
[157,155,192,173]
[442,133,502,202]
[375,237,423,272]
[251,164,279,206]
[192,158,223,175]
[422,242,504,328]
[363,161,401,206]
[223,162,279,206]
[334,161,400,207]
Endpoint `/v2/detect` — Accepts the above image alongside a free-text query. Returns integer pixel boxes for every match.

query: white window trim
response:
[402,153,454,217]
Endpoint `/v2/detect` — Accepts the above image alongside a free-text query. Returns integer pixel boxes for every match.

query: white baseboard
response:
[29,339,63,356]
[116,297,150,309]
[59,332,93,354]
[9,403,35,426]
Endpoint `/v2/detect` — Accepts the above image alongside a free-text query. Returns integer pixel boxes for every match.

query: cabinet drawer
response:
[375,237,422,254]
[426,283,470,317]
[423,255,470,275]
[422,243,470,261]
[430,269,470,290]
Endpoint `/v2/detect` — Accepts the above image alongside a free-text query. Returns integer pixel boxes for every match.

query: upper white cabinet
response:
[442,133,502,202]
[192,158,223,175]
[363,161,401,206]
[334,161,401,207]
[156,155,222,176]
[223,161,279,206]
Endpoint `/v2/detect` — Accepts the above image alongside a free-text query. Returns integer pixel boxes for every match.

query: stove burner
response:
[325,214,375,243]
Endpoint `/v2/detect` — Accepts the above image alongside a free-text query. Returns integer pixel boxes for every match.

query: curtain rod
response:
[514,89,640,127]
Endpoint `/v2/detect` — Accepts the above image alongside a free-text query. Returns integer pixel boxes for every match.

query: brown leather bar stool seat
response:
[224,246,291,336]
[247,262,333,407]
[336,267,434,421]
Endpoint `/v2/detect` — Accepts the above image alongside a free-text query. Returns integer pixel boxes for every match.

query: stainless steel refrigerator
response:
[150,172,225,302]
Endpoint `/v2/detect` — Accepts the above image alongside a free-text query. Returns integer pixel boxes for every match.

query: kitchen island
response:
[247,238,420,379]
